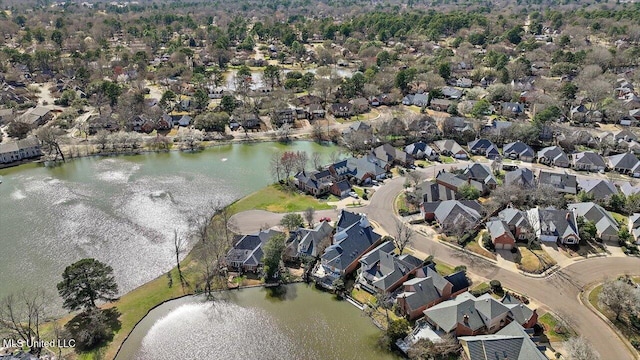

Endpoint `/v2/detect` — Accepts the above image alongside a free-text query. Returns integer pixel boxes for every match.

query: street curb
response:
[438,240,498,264]
[579,281,640,359]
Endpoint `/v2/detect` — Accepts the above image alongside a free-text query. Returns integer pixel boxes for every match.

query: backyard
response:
[228,184,334,214]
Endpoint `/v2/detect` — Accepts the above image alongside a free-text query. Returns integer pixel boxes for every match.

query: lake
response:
[117,284,398,360]
[0,141,339,312]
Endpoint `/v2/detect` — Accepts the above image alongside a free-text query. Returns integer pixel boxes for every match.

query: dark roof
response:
[607,152,640,171]
[503,141,534,158]
[445,271,470,293]
[538,171,577,194]
[359,241,423,293]
[537,146,569,164]
[322,215,382,272]
[418,181,459,202]
[336,209,363,232]
[467,139,497,153]
[396,266,452,312]
[226,229,282,267]
[577,179,618,200]
[504,168,535,188]
[459,322,547,360]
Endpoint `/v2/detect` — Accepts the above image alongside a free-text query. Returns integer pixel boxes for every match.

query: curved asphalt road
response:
[231,160,640,359]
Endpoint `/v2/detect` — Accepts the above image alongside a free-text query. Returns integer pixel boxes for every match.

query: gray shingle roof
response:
[418,181,459,202]
[504,168,535,188]
[577,179,618,200]
[359,241,423,293]
[538,171,577,194]
[537,146,569,164]
[503,141,534,158]
[459,322,547,360]
[573,152,606,167]
[486,219,515,241]
[568,202,619,237]
[396,267,451,312]
[322,214,382,273]
[607,152,640,171]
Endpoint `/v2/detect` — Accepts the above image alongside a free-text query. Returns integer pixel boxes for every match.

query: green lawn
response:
[228,184,333,214]
[538,313,573,342]
[516,245,557,274]
[435,261,455,276]
[351,288,375,305]
[470,282,491,295]
[440,156,455,164]
[611,212,628,225]
[414,160,431,168]
[588,283,640,347]
[353,186,365,198]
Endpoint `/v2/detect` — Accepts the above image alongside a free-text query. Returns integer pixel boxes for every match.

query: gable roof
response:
[568,202,619,237]
[360,241,423,293]
[462,163,497,186]
[537,146,569,164]
[396,266,452,312]
[459,322,547,360]
[433,139,466,155]
[498,207,530,230]
[577,178,618,200]
[619,181,640,196]
[503,141,534,158]
[467,139,498,153]
[486,219,515,241]
[537,171,577,194]
[504,168,535,188]
[226,229,282,267]
[405,141,437,157]
[607,152,640,171]
[287,221,334,258]
[322,214,382,272]
[573,151,606,167]
[418,181,459,202]
[526,207,579,241]
[431,200,483,227]
[436,171,484,193]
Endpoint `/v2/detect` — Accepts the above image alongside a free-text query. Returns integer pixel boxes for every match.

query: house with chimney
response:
[312,211,382,289]
[356,241,424,294]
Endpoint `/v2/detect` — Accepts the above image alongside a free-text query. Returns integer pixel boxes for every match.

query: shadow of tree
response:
[65,307,122,353]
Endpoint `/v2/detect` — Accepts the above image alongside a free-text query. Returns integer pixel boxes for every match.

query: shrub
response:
[453,265,467,272]
[482,232,495,251]
[510,247,518,254]
[489,280,503,293]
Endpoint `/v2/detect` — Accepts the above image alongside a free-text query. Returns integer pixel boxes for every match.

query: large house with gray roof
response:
[576,178,618,200]
[459,321,547,360]
[461,163,498,189]
[436,170,485,194]
[504,168,535,188]
[432,139,468,159]
[357,241,423,294]
[537,146,569,168]
[607,152,640,176]
[421,200,483,233]
[467,139,500,160]
[396,265,470,320]
[568,202,619,242]
[485,219,516,250]
[423,291,537,337]
[313,211,382,289]
[503,141,534,162]
[571,151,606,172]
[498,207,533,241]
[329,155,388,185]
[293,170,333,196]
[537,171,577,194]
[225,229,283,272]
[418,180,459,203]
[405,141,439,161]
[525,207,580,244]
[372,143,414,167]
[284,221,333,260]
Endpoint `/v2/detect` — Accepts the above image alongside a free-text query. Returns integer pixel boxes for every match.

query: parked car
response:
[349,191,359,198]
[319,217,331,222]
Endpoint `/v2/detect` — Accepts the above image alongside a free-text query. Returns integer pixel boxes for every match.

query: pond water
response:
[0,142,338,312]
[117,284,398,360]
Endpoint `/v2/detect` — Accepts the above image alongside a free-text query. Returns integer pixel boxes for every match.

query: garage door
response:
[495,243,504,250]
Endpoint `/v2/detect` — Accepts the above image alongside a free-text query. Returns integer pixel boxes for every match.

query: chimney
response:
[463,314,469,325]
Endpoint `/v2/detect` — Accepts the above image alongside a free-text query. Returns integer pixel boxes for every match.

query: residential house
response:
[284,221,334,259]
[396,265,470,320]
[458,322,547,360]
[501,102,525,117]
[372,144,414,167]
[402,93,429,107]
[225,229,282,272]
[628,214,640,244]
[435,171,485,194]
[577,179,618,200]
[568,202,619,242]
[307,104,325,119]
[421,199,483,232]
[525,207,580,244]
[405,141,439,161]
[357,241,423,294]
[570,104,589,122]
[613,128,638,142]
[572,152,606,172]
[295,94,322,106]
[432,140,468,159]
[504,168,535,188]
[442,86,463,99]
[0,137,42,164]
[312,212,382,289]
[503,142,535,162]
[418,181,459,203]
[293,170,334,196]
[467,139,500,160]
[607,152,640,176]
[461,163,498,189]
[330,103,354,118]
[330,179,352,198]
[274,108,295,126]
[620,181,640,196]
[342,121,373,143]
[498,207,532,241]
[423,291,535,336]
[537,171,577,194]
[485,219,516,250]
[329,155,388,185]
[537,146,570,168]
[456,78,473,88]
[430,98,453,112]
[17,107,53,127]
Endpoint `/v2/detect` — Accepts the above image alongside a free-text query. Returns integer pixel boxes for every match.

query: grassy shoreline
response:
[42,183,333,360]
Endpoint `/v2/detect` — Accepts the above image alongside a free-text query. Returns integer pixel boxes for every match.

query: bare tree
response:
[407,171,422,188]
[304,207,316,228]
[311,152,323,170]
[598,278,635,321]
[198,217,231,298]
[35,127,65,162]
[394,219,414,255]
[0,290,47,356]
[173,230,188,292]
[565,337,600,360]
[270,152,283,183]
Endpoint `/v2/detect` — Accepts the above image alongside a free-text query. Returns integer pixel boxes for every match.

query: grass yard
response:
[440,156,455,164]
[435,261,456,276]
[588,282,640,348]
[228,184,333,214]
[611,212,628,225]
[464,231,497,260]
[516,245,557,274]
[353,186,366,198]
[538,313,574,342]
[414,160,431,168]
[471,282,491,295]
[351,288,376,304]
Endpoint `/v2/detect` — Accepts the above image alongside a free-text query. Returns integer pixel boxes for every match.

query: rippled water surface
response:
[119,284,397,360]
[0,142,337,311]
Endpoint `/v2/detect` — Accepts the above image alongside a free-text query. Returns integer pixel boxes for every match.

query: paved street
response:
[231,159,640,359]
